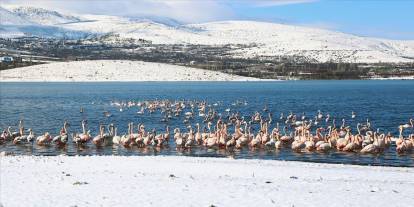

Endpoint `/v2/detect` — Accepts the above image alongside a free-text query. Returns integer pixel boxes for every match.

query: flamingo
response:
[343,134,361,152]
[291,128,306,152]
[313,116,319,126]
[74,120,91,145]
[185,127,194,148]
[10,125,21,139]
[400,119,413,129]
[316,136,332,152]
[291,137,306,152]
[25,128,35,143]
[249,130,262,148]
[174,128,185,148]
[260,121,270,145]
[362,131,374,148]
[317,110,323,120]
[360,142,379,154]
[270,124,282,149]
[195,124,202,145]
[218,124,227,148]
[265,129,276,147]
[53,121,69,146]
[142,126,152,146]
[236,125,249,149]
[13,122,26,145]
[164,126,170,142]
[383,132,393,148]
[304,136,315,151]
[206,135,217,148]
[102,124,115,145]
[280,126,293,144]
[121,123,134,147]
[112,127,121,145]
[132,124,143,147]
[373,131,386,151]
[147,129,157,146]
[92,125,105,146]
[336,128,351,151]
[205,126,218,148]
[361,132,380,154]
[0,128,12,144]
[274,135,282,149]
[316,127,329,147]
[226,135,236,148]
[36,132,52,145]
[153,129,166,147]
[396,127,413,153]
[407,135,414,151]
[325,114,330,123]
[80,120,91,144]
[395,126,405,146]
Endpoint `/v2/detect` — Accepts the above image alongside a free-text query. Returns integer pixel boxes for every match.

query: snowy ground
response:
[369,76,414,80]
[0,60,260,81]
[1,155,413,207]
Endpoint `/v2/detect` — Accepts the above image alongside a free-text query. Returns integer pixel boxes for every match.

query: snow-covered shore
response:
[1,156,413,207]
[0,60,261,82]
[369,76,414,80]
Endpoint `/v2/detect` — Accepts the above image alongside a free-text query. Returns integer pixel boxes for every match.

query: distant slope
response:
[11,6,82,25]
[0,6,32,25]
[0,6,92,39]
[0,60,259,81]
[1,6,413,63]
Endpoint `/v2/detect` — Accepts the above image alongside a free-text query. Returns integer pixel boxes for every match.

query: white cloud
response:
[249,0,317,7]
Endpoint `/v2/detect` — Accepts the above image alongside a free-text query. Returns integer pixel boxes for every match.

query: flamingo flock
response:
[1,100,413,155]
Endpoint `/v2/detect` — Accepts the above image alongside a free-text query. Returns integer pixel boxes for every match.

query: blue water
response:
[1,81,413,167]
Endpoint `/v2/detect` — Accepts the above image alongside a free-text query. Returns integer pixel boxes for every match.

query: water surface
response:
[1,81,413,167]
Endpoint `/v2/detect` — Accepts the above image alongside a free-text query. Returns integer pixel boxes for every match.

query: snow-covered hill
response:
[0,6,32,25]
[11,6,82,25]
[1,6,413,63]
[0,6,92,39]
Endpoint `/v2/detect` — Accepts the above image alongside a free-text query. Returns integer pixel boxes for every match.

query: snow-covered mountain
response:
[11,7,82,25]
[1,6,413,63]
[0,6,32,25]
[0,6,92,39]
[126,15,183,28]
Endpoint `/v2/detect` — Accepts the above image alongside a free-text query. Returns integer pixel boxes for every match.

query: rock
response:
[0,151,13,156]
[73,181,88,185]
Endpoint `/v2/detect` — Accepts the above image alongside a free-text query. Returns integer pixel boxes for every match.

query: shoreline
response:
[1,60,412,82]
[1,155,413,207]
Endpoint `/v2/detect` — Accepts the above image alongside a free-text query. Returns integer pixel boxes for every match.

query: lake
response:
[1,81,413,167]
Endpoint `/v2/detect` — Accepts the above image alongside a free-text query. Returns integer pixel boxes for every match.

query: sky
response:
[1,0,413,40]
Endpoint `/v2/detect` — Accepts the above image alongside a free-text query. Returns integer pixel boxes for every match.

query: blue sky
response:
[230,0,414,40]
[2,0,413,40]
